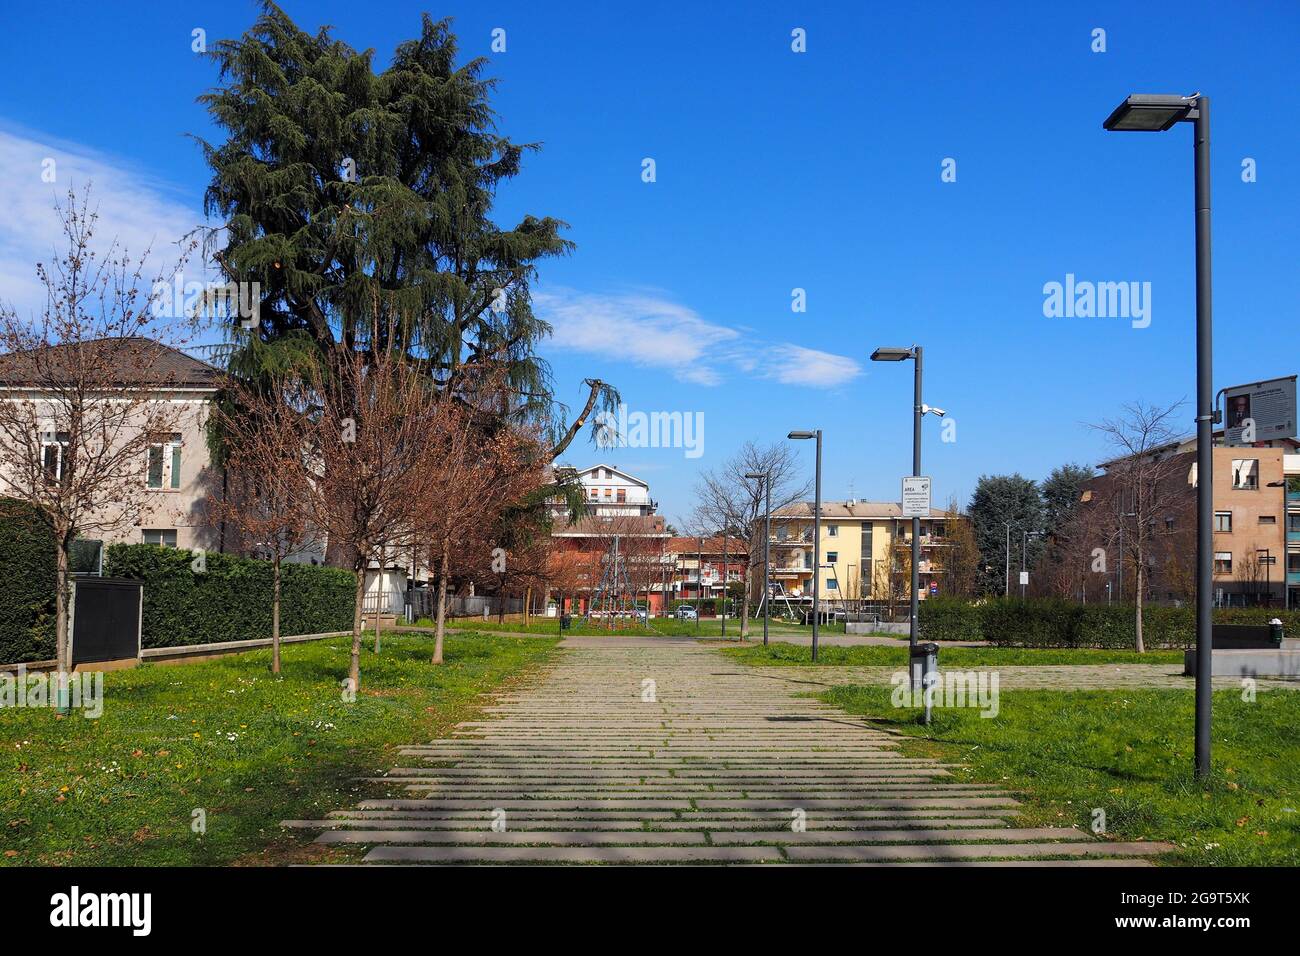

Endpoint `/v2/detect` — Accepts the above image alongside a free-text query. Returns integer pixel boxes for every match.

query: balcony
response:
[770,533,813,546]
[772,565,812,577]
[896,535,950,548]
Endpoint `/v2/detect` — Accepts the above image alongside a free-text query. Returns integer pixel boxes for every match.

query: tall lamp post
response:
[872,346,945,649]
[721,532,728,638]
[745,471,771,646]
[1021,529,1042,598]
[788,430,822,662]
[1104,92,1214,780]
[1003,521,1014,597]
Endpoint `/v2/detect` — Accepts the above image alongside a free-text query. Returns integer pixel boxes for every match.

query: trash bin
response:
[909,642,939,725]
[1270,618,1285,646]
[560,614,572,630]
[909,642,939,691]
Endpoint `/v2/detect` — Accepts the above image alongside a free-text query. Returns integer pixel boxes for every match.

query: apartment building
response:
[667,535,748,610]
[1087,431,1300,607]
[0,337,223,554]
[767,500,963,604]
[549,463,658,519]
[1287,454,1300,609]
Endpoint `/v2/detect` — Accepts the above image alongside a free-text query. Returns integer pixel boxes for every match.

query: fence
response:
[399,589,525,621]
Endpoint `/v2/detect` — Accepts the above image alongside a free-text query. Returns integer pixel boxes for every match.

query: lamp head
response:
[871,346,915,362]
[1103,94,1197,132]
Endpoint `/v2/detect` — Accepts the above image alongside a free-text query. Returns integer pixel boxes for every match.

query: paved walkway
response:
[286,639,1172,864]
[755,663,1300,691]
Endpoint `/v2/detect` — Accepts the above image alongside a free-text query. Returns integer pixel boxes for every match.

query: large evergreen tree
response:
[968,474,1044,595]
[1041,463,1096,536]
[196,3,612,457]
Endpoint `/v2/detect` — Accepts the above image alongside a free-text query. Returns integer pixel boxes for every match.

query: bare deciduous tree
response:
[0,189,193,689]
[942,495,980,599]
[298,331,447,691]
[688,441,810,637]
[417,404,541,663]
[1089,400,1187,652]
[208,368,314,674]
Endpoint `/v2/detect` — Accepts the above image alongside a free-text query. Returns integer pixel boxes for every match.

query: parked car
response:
[675,605,698,621]
[634,605,648,623]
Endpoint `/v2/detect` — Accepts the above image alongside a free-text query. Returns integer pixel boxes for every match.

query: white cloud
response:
[0,125,206,315]
[537,289,739,385]
[764,344,863,388]
[537,287,860,389]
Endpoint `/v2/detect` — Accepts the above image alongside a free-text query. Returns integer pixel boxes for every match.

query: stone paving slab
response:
[758,663,1300,691]
[286,815,1015,831]
[292,640,1173,866]
[363,845,786,863]
[317,830,709,845]
[782,841,1170,862]
[708,827,1077,844]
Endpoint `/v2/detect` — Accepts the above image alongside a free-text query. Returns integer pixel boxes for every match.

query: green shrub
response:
[940,598,1300,649]
[0,499,57,662]
[104,544,356,648]
[917,597,982,641]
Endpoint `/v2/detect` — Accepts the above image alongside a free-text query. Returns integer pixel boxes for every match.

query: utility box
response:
[69,577,143,669]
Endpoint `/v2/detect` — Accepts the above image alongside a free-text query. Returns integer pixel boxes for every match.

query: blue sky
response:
[1,1,1296,525]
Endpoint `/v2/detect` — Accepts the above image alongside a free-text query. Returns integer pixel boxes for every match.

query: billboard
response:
[1223,376,1297,446]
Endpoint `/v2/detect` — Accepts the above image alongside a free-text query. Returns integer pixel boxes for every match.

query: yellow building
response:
[766,500,962,602]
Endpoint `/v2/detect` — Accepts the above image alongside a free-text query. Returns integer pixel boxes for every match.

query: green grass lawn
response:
[821,683,1300,865]
[0,631,556,866]
[720,641,1186,667]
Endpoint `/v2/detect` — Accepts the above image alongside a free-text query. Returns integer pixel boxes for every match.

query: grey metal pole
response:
[812,429,822,662]
[910,347,922,650]
[1004,522,1011,597]
[1193,95,1213,781]
[696,537,702,632]
[721,533,728,637]
[1021,529,1028,599]
[763,475,771,646]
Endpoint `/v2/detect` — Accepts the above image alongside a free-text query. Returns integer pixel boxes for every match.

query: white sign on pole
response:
[1223,376,1297,446]
[1019,571,1029,586]
[901,476,931,518]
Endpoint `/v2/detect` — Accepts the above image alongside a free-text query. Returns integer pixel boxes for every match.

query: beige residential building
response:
[0,338,223,553]
[767,500,963,603]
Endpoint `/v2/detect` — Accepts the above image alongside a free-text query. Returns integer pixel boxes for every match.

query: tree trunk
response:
[272,552,282,675]
[1134,556,1145,654]
[55,532,72,711]
[373,545,385,654]
[349,561,365,692]
[433,538,450,664]
[524,586,532,627]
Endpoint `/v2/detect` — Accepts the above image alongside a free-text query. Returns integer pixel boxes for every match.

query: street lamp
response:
[745,471,771,646]
[1021,529,1042,598]
[871,345,945,650]
[1003,521,1014,597]
[1104,91,1213,781]
[788,429,822,662]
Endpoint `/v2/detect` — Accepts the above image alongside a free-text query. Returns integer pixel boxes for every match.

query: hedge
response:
[0,499,57,662]
[919,597,1300,649]
[104,544,357,648]
[914,597,982,642]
